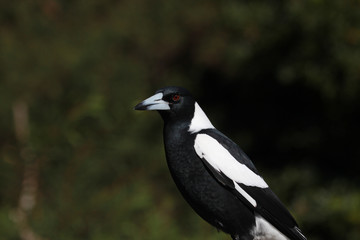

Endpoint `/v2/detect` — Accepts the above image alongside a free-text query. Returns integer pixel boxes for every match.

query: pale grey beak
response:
[134,92,170,111]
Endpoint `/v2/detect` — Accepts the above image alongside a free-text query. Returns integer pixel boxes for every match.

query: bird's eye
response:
[172,94,180,102]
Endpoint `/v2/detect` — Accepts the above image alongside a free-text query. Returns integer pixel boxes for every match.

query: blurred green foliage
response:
[1,0,360,239]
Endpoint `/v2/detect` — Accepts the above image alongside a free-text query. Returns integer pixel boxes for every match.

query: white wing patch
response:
[188,102,215,133]
[194,134,268,189]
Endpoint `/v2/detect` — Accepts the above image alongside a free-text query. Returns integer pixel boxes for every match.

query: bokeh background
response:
[1,1,360,239]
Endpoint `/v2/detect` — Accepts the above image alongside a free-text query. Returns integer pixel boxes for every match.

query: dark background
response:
[1,1,359,239]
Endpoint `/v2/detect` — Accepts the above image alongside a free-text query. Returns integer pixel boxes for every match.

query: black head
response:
[135,86,215,133]
[134,86,196,122]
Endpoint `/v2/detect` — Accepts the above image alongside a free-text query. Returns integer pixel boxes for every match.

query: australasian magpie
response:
[134,86,306,240]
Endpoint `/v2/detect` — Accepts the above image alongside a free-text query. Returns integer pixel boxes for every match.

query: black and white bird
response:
[134,86,306,240]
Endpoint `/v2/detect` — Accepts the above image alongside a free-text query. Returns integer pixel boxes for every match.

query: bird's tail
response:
[291,226,307,240]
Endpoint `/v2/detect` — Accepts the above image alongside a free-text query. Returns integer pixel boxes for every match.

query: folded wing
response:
[194,130,306,240]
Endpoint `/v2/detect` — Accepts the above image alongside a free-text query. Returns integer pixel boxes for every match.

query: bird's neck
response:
[163,119,191,139]
[161,102,214,132]
[162,118,195,157]
[188,102,215,133]
[162,119,199,176]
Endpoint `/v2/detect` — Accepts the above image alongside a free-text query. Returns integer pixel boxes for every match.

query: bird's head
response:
[134,86,214,132]
[134,86,195,121]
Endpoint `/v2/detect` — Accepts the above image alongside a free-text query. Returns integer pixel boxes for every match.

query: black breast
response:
[162,124,255,237]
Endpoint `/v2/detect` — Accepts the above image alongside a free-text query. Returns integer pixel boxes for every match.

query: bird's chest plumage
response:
[163,129,205,189]
[163,125,255,236]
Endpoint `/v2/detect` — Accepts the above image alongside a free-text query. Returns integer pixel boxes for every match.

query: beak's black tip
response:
[134,102,147,111]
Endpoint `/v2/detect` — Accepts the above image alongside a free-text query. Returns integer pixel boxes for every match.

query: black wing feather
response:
[241,185,306,240]
[199,156,256,211]
[196,129,306,240]
[200,157,235,188]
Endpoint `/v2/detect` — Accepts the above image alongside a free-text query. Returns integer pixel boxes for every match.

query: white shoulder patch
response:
[194,134,268,188]
[188,102,215,133]
[252,216,289,240]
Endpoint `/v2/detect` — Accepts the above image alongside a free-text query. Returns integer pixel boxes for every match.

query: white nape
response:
[194,134,269,188]
[252,216,289,240]
[188,102,215,133]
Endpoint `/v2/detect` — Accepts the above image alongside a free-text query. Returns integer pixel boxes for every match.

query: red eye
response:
[172,94,180,102]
